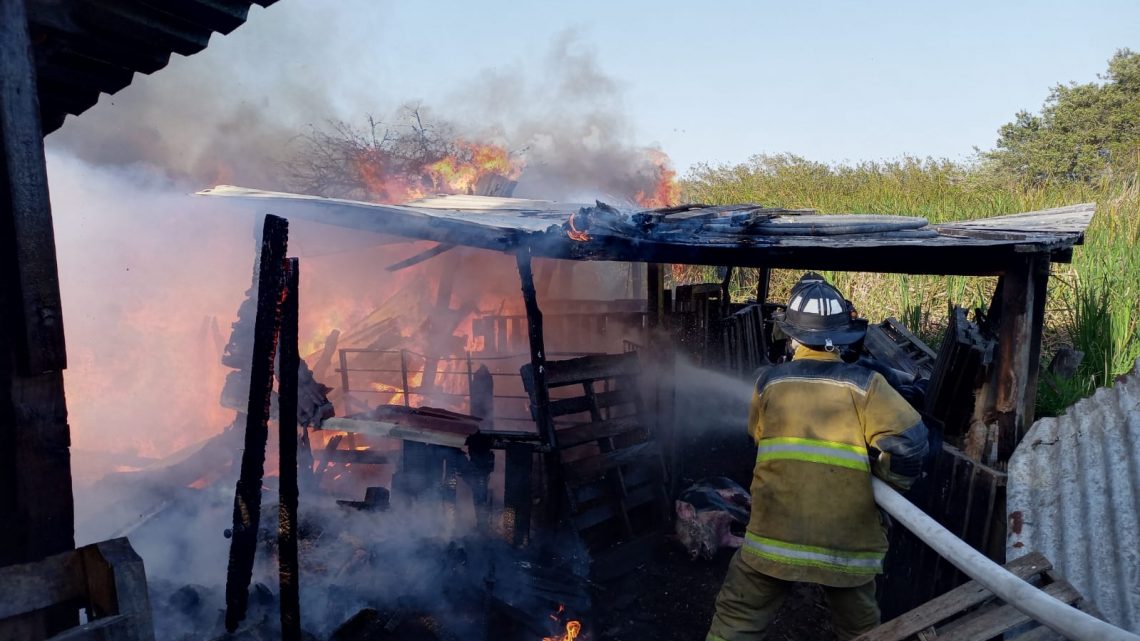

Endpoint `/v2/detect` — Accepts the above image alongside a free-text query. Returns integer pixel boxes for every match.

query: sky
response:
[71,0,1138,174]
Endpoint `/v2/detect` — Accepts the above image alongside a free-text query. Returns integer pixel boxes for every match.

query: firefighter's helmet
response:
[774,272,867,349]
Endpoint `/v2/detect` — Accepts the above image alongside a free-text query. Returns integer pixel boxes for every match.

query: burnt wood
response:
[200,188,1093,277]
[0,538,154,641]
[384,243,456,272]
[985,255,1050,462]
[516,249,562,523]
[224,214,289,633]
[278,258,301,641]
[863,553,1050,641]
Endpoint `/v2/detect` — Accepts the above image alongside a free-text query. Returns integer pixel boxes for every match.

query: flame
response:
[543,606,582,641]
[542,621,581,641]
[567,210,590,242]
[633,149,680,208]
[353,139,523,205]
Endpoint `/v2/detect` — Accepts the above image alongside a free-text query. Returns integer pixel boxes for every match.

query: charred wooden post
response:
[977,255,1051,463]
[278,258,302,641]
[719,266,734,319]
[504,444,534,547]
[515,248,562,523]
[468,365,495,531]
[646,264,665,328]
[225,214,289,633]
[755,267,771,305]
[0,8,75,638]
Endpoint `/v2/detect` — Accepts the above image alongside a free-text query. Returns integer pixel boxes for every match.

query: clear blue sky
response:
[112,0,1140,172]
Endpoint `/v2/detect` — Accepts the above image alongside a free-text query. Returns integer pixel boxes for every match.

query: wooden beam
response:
[384,243,455,272]
[0,7,75,627]
[646,263,664,327]
[983,254,1051,463]
[277,258,301,641]
[224,214,288,633]
[516,249,562,524]
[1,0,66,374]
[755,267,771,304]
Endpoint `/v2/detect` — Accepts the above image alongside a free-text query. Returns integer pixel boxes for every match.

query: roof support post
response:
[516,248,562,526]
[647,263,664,328]
[978,254,1051,463]
[0,0,75,572]
[0,1,76,636]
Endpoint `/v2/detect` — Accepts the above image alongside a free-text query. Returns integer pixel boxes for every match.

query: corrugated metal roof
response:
[1008,358,1140,633]
[28,0,279,134]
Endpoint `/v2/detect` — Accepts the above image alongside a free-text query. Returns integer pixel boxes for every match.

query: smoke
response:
[47,6,673,637]
[672,357,758,436]
[451,30,676,204]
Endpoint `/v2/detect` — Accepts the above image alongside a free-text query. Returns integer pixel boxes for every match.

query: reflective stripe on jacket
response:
[743,345,928,587]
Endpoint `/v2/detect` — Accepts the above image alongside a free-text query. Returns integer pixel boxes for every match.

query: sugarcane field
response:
[3,2,1140,641]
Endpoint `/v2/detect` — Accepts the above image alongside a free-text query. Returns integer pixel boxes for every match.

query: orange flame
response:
[354,139,523,205]
[634,149,680,208]
[543,605,583,641]
[566,210,590,242]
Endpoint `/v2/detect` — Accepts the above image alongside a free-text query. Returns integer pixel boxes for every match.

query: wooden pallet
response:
[861,551,1101,641]
[522,352,670,573]
[864,317,938,381]
[0,538,154,641]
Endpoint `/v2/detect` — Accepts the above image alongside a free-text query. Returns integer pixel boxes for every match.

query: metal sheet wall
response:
[1008,359,1140,632]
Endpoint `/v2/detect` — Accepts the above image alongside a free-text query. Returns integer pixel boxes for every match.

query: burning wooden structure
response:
[0,0,1102,635]
[198,184,1094,619]
[1,1,277,639]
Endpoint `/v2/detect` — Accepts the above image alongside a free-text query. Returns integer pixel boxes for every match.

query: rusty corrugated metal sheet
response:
[1008,358,1140,632]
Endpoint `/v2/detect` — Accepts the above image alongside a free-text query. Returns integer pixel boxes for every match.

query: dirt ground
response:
[593,542,835,641]
[591,430,837,641]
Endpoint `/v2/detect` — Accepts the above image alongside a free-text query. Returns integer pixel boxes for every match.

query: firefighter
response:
[707,272,929,641]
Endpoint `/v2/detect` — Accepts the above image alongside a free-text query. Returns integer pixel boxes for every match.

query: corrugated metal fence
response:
[1008,359,1140,632]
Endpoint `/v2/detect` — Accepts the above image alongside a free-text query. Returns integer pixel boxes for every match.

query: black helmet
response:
[774,272,867,348]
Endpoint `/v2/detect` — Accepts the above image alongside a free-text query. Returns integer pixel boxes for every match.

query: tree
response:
[284,106,462,203]
[985,49,1140,183]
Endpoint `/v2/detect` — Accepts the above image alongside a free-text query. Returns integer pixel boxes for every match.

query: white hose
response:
[872,477,1140,641]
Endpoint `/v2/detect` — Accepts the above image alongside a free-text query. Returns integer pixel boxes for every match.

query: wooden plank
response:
[860,552,1051,641]
[571,484,658,531]
[527,352,641,388]
[278,259,301,641]
[316,448,391,465]
[0,547,85,619]
[573,464,657,504]
[562,441,660,486]
[225,214,289,633]
[79,538,154,641]
[45,615,129,641]
[384,243,456,272]
[548,389,633,417]
[321,418,469,449]
[557,417,644,449]
[934,580,1081,641]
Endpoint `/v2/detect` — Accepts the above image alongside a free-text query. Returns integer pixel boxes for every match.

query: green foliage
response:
[678,155,1140,416]
[984,49,1140,183]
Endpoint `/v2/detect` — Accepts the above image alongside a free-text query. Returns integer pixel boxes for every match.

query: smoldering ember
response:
[4,3,1140,641]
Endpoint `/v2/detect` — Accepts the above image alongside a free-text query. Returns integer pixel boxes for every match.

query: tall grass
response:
[677,155,1140,415]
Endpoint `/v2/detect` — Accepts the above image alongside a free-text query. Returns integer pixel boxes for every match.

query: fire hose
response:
[872,477,1140,641]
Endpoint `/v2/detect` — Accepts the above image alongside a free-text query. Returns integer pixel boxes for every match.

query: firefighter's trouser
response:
[706,549,880,641]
